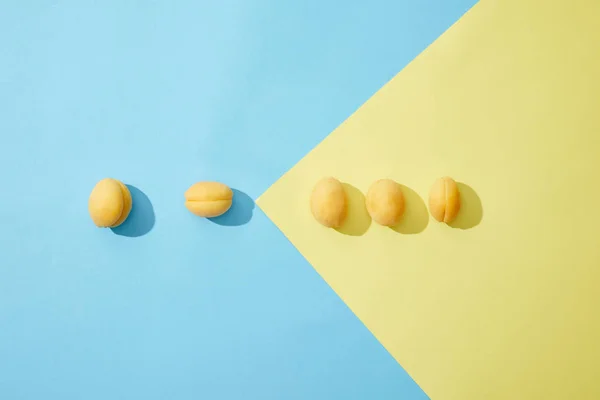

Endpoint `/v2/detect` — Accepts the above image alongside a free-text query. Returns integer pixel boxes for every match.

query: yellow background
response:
[258,0,600,398]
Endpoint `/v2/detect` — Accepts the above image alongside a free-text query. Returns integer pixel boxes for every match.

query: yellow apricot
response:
[310,177,347,228]
[88,178,132,228]
[185,181,233,218]
[366,179,405,226]
[428,176,461,223]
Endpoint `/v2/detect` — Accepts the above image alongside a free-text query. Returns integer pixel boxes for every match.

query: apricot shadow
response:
[449,183,483,230]
[111,185,155,237]
[209,189,254,227]
[390,185,429,234]
[336,183,371,236]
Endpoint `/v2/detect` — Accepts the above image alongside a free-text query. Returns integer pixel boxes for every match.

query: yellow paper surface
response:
[258,0,600,398]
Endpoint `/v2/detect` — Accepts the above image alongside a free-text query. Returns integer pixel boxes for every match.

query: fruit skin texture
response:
[185,181,233,218]
[310,177,347,228]
[429,176,461,223]
[88,178,132,228]
[366,179,405,226]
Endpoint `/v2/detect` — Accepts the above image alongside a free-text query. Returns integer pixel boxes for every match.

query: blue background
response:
[0,1,475,398]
